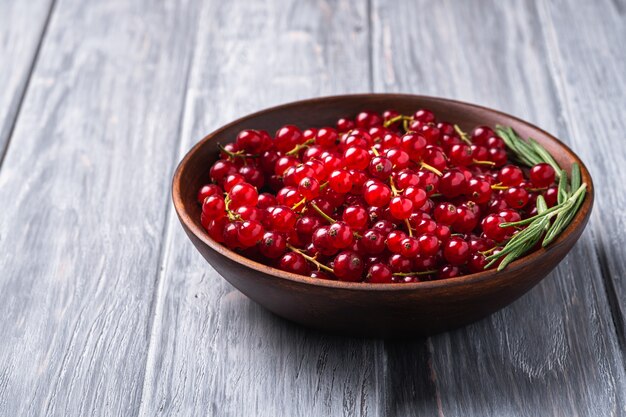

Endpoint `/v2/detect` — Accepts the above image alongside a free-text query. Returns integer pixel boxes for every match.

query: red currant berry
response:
[268,206,297,233]
[342,205,369,230]
[197,184,221,204]
[237,220,264,247]
[361,229,386,255]
[364,182,392,207]
[328,170,353,194]
[504,187,529,209]
[367,263,393,283]
[443,236,470,265]
[328,222,354,249]
[202,195,226,219]
[279,252,310,275]
[298,177,320,200]
[529,163,556,188]
[439,169,467,198]
[498,165,524,186]
[369,156,393,179]
[333,251,364,282]
[389,196,414,220]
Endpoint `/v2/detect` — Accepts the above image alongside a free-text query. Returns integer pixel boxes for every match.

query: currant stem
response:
[473,159,496,166]
[285,139,316,156]
[383,115,412,128]
[286,243,334,273]
[371,146,380,157]
[218,143,259,159]
[392,270,437,277]
[420,161,443,176]
[404,219,413,237]
[454,124,472,145]
[310,202,336,224]
[292,197,307,210]
[224,196,242,221]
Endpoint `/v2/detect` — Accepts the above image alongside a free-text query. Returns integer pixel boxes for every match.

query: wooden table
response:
[1,0,624,415]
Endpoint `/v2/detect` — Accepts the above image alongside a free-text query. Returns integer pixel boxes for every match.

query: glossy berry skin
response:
[439,169,467,198]
[504,187,529,209]
[328,222,354,249]
[418,234,440,256]
[529,163,556,188]
[210,160,237,183]
[202,195,226,219]
[467,178,492,204]
[498,165,524,186]
[268,206,297,233]
[279,252,309,275]
[197,184,222,204]
[434,203,458,225]
[399,237,420,258]
[228,183,258,208]
[298,177,320,200]
[274,125,303,153]
[343,147,371,170]
[389,196,413,220]
[481,214,508,242]
[403,186,427,208]
[333,251,364,281]
[342,205,369,230]
[443,237,470,265]
[369,157,393,179]
[237,220,264,247]
[328,170,353,194]
[438,265,461,279]
[361,229,386,255]
[367,263,393,283]
[386,230,407,253]
[364,182,392,207]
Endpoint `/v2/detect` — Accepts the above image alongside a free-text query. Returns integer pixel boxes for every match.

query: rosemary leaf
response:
[536,195,548,214]
[528,138,563,176]
[542,185,587,246]
[557,169,568,205]
[570,163,581,193]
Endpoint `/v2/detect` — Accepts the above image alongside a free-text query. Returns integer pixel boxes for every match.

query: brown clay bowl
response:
[172,94,594,338]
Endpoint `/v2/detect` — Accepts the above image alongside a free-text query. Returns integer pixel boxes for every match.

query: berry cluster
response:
[198,109,558,283]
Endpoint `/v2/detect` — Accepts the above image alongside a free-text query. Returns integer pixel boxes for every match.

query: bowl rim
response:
[172,93,594,292]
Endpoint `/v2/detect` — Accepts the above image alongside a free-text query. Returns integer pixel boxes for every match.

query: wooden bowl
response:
[172,94,594,338]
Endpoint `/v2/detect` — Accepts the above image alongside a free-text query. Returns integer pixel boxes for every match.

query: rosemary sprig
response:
[486,126,587,271]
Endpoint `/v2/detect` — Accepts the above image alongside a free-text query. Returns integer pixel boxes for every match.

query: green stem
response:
[454,124,472,145]
[310,202,336,224]
[286,244,334,273]
[392,270,437,277]
[420,161,443,176]
[285,138,315,156]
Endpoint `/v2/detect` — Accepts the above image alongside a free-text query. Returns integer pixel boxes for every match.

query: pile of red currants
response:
[198,109,558,283]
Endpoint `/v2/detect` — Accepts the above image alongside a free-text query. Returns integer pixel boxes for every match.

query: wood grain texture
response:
[138,1,379,416]
[371,0,626,416]
[0,0,54,163]
[0,0,202,415]
[538,0,626,354]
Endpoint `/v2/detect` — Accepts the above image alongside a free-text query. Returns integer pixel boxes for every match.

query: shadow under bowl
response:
[172,94,594,338]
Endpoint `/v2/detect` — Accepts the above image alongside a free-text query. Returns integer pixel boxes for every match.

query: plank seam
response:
[0,0,57,172]
[536,0,626,367]
[136,14,202,417]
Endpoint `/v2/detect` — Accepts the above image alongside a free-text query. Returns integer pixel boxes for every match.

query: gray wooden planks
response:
[0,0,202,415]
[538,0,626,353]
[0,0,54,164]
[137,1,380,416]
[371,0,626,416]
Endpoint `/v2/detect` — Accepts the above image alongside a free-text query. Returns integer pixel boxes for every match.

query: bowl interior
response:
[173,94,594,289]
